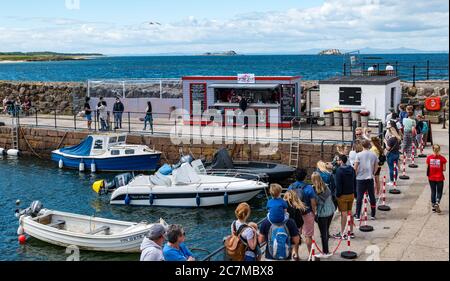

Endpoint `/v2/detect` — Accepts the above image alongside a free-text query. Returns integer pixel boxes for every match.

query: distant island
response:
[202,51,238,56]
[318,49,342,55]
[0,52,103,62]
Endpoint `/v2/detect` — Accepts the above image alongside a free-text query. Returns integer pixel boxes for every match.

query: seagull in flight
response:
[149,22,161,25]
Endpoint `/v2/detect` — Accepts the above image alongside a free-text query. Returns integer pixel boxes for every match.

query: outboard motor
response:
[15,201,44,218]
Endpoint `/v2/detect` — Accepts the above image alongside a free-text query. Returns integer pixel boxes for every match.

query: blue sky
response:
[0,0,448,54]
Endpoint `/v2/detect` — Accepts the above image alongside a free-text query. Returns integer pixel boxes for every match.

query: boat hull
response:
[110,189,264,207]
[51,152,161,172]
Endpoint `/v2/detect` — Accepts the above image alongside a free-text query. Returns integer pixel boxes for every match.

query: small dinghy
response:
[51,133,161,172]
[16,201,166,253]
[204,148,296,182]
[96,160,268,208]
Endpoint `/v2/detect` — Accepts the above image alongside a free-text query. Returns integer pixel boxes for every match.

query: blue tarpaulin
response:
[60,136,93,156]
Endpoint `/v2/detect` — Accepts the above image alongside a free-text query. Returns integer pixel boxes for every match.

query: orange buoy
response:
[425,97,441,111]
[18,235,26,245]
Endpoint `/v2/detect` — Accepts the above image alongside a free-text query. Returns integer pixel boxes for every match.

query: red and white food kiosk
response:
[182,75,301,128]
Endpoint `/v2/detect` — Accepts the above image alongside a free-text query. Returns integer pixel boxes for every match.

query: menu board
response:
[281,85,295,121]
[190,83,207,114]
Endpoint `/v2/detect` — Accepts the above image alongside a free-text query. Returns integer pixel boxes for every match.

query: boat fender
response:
[7,149,20,156]
[58,159,64,169]
[17,225,24,236]
[224,192,229,207]
[79,160,85,172]
[0,148,6,155]
[91,161,96,173]
[124,194,131,205]
[18,235,27,245]
[149,193,154,206]
[196,193,201,207]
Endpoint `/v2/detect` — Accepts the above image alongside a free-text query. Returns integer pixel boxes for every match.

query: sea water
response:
[0,156,267,261]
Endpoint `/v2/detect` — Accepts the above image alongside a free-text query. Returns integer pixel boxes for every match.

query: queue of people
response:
[2,96,32,117]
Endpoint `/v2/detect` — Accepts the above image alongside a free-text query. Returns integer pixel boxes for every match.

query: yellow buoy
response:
[92,180,105,194]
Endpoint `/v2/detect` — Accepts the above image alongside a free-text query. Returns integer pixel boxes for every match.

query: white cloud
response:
[0,0,448,54]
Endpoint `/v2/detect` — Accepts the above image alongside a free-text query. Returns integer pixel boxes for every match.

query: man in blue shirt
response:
[288,168,317,255]
[163,224,195,261]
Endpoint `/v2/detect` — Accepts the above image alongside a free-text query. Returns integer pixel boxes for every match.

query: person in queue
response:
[426,145,447,214]
[311,172,335,258]
[349,140,363,167]
[371,136,386,197]
[283,190,306,260]
[113,96,124,129]
[402,111,417,160]
[288,168,317,255]
[230,203,259,261]
[267,184,289,224]
[355,127,364,141]
[140,223,166,261]
[333,154,356,239]
[354,139,378,221]
[384,121,402,186]
[84,97,93,130]
[163,224,195,261]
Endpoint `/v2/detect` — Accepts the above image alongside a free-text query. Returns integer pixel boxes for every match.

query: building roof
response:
[319,75,400,85]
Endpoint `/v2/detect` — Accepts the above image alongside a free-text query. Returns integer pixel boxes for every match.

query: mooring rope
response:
[56,131,69,149]
[19,127,42,159]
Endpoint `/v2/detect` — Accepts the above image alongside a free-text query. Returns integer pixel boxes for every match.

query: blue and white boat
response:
[51,133,161,172]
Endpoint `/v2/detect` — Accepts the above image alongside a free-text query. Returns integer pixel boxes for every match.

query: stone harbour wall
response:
[0,126,336,173]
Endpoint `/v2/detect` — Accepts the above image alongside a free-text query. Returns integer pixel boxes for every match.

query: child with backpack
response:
[225,203,259,261]
[266,184,289,224]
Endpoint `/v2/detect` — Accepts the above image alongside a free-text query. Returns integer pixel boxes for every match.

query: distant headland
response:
[202,51,238,56]
[0,52,104,62]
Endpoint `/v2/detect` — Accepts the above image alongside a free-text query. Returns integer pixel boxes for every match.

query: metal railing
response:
[0,109,379,144]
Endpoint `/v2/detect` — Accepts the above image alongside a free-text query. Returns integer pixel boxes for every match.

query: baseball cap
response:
[145,223,166,240]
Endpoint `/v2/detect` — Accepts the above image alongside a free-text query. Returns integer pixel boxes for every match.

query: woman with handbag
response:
[371,137,386,197]
[384,121,402,186]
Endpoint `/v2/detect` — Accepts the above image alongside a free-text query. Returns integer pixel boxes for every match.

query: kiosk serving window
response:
[190,83,207,115]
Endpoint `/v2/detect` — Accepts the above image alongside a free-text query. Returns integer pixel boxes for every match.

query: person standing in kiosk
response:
[238,94,248,129]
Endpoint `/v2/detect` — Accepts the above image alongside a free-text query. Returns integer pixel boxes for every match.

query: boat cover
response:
[173,163,201,185]
[59,136,93,157]
[210,148,234,170]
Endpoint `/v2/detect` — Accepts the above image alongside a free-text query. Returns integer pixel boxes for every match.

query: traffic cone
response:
[389,161,402,195]
[409,143,419,168]
[418,135,427,158]
[399,153,410,180]
[378,176,391,211]
[341,211,358,259]
[359,192,374,232]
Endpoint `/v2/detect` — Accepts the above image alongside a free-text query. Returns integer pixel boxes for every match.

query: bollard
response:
[409,143,418,168]
[418,135,427,158]
[359,192,374,232]
[389,161,402,194]
[378,176,391,211]
[341,211,358,259]
[399,153,410,180]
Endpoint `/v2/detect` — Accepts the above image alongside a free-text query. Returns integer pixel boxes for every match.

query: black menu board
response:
[190,83,207,114]
[281,85,295,121]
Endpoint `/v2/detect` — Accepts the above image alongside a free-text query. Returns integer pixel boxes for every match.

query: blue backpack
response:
[267,222,291,260]
[421,121,429,135]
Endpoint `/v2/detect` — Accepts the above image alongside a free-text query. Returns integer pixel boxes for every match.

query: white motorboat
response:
[16,201,166,253]
[101,160,268,208]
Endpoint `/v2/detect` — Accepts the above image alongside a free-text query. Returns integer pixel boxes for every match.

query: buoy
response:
[58,159,64,169]
[196,193,201,207]
[149,193,154,206]
[79,160,85,172]
[7,149,20,156]
[0,148,6,155]
[90,161,96,173]
[18,235,27,245]
[224,192,229,207]
[124,194,131,205]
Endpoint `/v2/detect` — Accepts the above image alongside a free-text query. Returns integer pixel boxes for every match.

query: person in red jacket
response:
[426,144,447,213]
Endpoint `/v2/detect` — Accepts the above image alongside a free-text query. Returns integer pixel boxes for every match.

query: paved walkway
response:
[296,124,449,261]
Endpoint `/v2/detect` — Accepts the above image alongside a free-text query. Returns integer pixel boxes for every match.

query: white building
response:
[319,76,401,121]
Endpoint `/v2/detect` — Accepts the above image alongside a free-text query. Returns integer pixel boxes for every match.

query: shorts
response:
[300,212,315,237]
[337,194,354,212]
[86,114,92,121]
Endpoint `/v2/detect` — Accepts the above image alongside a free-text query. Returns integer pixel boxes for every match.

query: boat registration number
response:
[120,234,145,243]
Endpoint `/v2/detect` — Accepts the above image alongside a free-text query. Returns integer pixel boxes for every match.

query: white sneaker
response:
[315,253,332,259]
[387,182,394,186]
